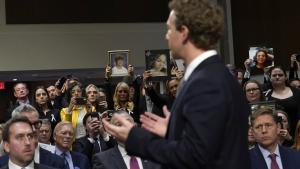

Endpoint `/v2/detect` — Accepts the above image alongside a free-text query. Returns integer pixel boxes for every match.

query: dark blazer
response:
[0,162,58,169]
[72,135,115,161]
[0,147,66,169]
[92,146,161,169]
[70,151,91,169]
[249,144,300,169]
[125,55,251,169]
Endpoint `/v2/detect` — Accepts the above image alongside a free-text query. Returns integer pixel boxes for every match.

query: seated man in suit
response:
[93,110,161,169]
[1,116,57,169]
[53,121,91,169]
[0,104,66,169]
[72,112,115,161]
[250,108,300,169]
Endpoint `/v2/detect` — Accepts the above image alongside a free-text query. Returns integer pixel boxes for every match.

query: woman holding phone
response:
[85,84,108,113]
[60,83,95,139]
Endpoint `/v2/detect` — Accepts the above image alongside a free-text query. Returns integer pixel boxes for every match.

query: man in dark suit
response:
[102,0,251,169]
[0,104,66,169]
[53,121,91,169]
[0,116,58,169]
[249,108,300,169]
[93,110,160,169]
[5,82,31,121]
[73,112,115,161]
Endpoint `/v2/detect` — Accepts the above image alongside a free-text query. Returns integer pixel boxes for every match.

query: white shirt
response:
[118,145,144,169]
[34,145,40,164]
[38,142,56,153]
[75,108,87,139]
[183,50,217,81]
[258,144,283,169]
[9,159,34,169]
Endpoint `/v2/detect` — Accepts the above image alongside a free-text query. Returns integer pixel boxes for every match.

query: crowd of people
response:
[1,0,300,169]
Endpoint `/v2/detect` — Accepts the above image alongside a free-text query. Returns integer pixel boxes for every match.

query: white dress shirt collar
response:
[117,144,144,169]
[258,144,283,169]
[183,50,217,81]
[8,159,34,169]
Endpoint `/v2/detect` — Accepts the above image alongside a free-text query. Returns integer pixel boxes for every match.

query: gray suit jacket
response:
[92,146,161,169]
[0,162,58,169]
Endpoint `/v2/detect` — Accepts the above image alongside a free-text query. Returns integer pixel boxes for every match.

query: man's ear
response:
[3,141,10,154]
[179,25,189,44]
[13,92,17,98]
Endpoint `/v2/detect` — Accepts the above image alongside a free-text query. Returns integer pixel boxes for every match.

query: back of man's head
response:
[168,0,224,50]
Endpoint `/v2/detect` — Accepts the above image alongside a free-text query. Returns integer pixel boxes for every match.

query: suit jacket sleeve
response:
[126,72,243,169]
[92,154,106,169]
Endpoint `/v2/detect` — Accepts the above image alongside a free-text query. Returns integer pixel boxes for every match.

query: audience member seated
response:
[277,109,293,147]
[249,108,300,169]
[265,66,300,139]
[243,80,265,103]
[60,83,95,139]
[1,116,58,169]
[38,119,56,151]
[92,110,161,169]
[33,86,60,131]
[5,82,31,121]
[53,121,90,169]
[72,112,115,162]
[0,104,66,169]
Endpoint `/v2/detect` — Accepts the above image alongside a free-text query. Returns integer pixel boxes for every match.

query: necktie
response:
[61,152,70,169]
[269,154,280,169]
[130,156,140,169]
[93,137,101,154]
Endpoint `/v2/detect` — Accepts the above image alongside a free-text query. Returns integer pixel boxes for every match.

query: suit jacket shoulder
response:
[92,146,127,169]
[70,151,91,169]
[35,163,59,169]
[39,147,66,169]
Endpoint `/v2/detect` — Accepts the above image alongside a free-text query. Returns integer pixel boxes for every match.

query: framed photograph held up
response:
[108,50,130,77]
[145,49,170,81]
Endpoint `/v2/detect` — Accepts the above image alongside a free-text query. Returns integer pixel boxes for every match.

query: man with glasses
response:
[0,104,66,169]
[249,108,300,169]
[1,116,57,169]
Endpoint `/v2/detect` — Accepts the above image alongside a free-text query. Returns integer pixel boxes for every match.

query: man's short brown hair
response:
[169,0,224,50]
[250,108,278,126]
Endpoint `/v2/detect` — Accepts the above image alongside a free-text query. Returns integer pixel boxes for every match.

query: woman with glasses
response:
[33,86,60,131]
[266,66,300,139]
[243,80,265,103]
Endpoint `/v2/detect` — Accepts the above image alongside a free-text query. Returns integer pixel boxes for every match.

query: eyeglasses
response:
[253,123,274,132]
[246,88,260,93]
[31,120,42,129]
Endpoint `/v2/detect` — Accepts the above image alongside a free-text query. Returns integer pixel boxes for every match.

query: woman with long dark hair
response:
[33,86,60,130]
